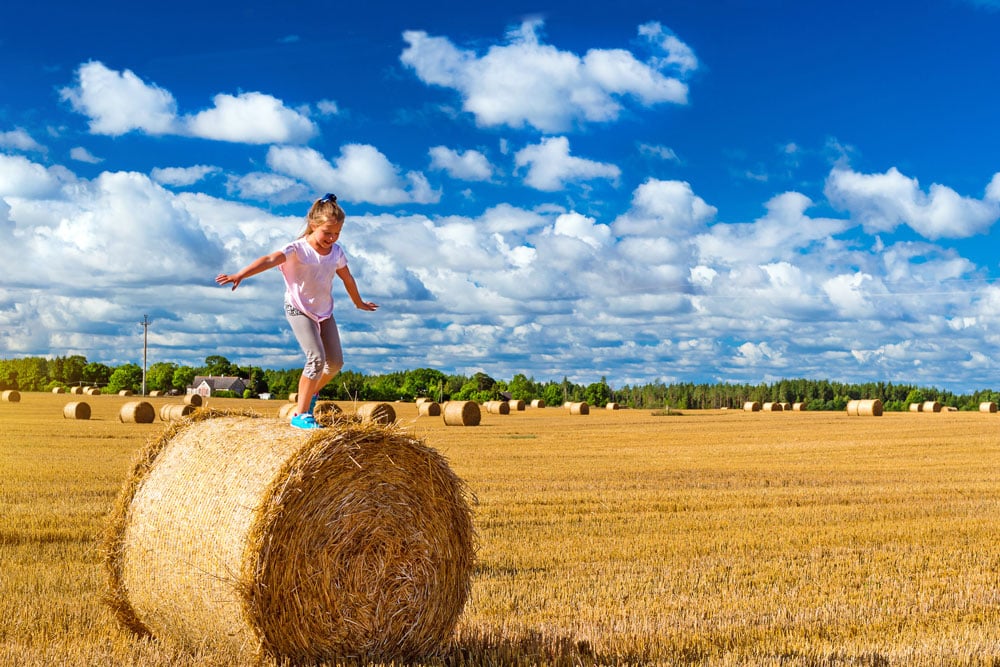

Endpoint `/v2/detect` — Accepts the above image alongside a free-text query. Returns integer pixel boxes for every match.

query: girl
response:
[216,194,378,429]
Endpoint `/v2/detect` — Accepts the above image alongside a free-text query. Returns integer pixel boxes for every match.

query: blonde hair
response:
[300,193,346,237]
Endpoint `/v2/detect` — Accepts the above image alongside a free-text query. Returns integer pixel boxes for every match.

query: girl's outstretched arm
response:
[216,251,286,290]
[336,266,378,311]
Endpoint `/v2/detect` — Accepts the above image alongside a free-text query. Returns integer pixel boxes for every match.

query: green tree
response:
[82,362,112,387]
[203,355,238,376]
[584,380,612,407]
[107,363,143,394]
[172,366,196,392]
[147,362,179,392]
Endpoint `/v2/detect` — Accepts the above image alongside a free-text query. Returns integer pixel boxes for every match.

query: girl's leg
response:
[314,317,344,394]
[286,311,326,416]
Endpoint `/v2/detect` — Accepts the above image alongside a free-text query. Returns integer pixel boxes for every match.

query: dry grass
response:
[1,394,999,666]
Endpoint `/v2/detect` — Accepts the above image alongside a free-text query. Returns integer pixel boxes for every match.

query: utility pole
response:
[141,314,150,396]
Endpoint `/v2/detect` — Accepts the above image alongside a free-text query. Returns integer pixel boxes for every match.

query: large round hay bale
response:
[762,402,783,412]
[743,401,761,412]
[442,401,480,426]
[507,399,525,411]
[418,401,441,417]
[63,401,91,419]
[922,401,941,413]
[159,404,196,422]
[484,400,510,415]
[120,401,156,424]
[846,399,882,417]
[105,415,474,663]
[52,386,66,394]
[184,394,204,407]
[909,403,923,412]
[979,402,997,413]
[70,386,84,395]
[278,403,298,420]
[1,390,20,403]
[792,402,806,411]
[356,402,395,425]
[119,390,134,397]
[530,399,545,408]
[313,400,342,417]
[567,401,589,415]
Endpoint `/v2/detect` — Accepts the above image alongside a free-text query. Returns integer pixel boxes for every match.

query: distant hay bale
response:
[313,401,343,418]
[159,404,196,422]
[909,403,923,412]
[507,399,526,411]
[149,390,164,397]
[119,390,134,397]
[1,390,20,403]
[763,402,783,412]
[415,397,431,406]
[86,387,101,396]
[278,403,298,421]
[70,386,84,395]
[442,401,480,426]
[288,393,298,403]
[418,401,442,417]
[780,402,792,411]
[52,387,65,394]
[104,414,475,664]
[484,400,510,415]
[184,394,204,407]
[356,402,396,425]
[743,401,761,412]
[530,399,545,408]
[979,402,997,413]
[567,402,589,415]
[606,402,620,410]
[64,401,90,419]
[792,402,806,411]
[922,401,942,413]
[946,406,958,412]
[119,401,156,424]
[846,399,883,417]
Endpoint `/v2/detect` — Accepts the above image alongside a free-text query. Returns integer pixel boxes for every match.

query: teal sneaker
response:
[290,413,322,430]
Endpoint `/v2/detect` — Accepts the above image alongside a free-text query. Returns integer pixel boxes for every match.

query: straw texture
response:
[104,413,475,663]
[63,401,91,419]
[846,399,883,417]
[442,401,480,426]
[418,401,442,417]
[119,401,155,423]
[159,404,196,422]
[484,401,510,415]
[355,402,396,424]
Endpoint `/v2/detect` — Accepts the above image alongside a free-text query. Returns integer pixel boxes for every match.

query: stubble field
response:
[1,393,998,666]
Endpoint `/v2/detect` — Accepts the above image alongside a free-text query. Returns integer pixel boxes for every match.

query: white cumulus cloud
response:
[61,61,178,136]
[825,166,1000,240]
[428,146,493,181]
[401,19,696,132]
[267,144,440,205]
[183,92,316,144]
[514,136,620,191]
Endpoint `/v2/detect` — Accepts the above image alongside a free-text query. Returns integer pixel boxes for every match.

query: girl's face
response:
[308,219,343,253]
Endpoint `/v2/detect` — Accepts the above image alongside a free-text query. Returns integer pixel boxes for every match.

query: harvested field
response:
[1,393,999,666]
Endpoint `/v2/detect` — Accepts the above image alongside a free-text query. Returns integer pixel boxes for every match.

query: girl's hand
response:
[356,301,378,311]
[216,273,242,290]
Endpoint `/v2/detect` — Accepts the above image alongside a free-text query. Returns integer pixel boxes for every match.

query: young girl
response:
[216,194,378,429]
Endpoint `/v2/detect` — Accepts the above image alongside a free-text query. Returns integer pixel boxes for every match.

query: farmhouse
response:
[188,375,247,398]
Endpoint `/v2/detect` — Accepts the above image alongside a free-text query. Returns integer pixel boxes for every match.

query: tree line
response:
[1,354,998,411]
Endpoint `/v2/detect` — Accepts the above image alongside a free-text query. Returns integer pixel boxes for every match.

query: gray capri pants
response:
[285,304,344,380]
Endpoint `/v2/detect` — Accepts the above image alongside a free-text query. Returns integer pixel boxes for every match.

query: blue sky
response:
[2,0,1000,392]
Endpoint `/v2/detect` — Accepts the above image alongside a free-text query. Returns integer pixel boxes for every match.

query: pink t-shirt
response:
[277,238,348,322]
